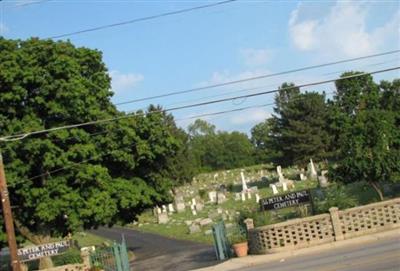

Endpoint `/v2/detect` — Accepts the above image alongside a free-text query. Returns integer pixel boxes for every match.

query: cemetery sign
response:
[260,190,311,211]
[17,240,71,262]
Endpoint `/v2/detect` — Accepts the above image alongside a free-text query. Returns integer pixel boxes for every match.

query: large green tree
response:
[0,38,184,263]
[254,83,332,167]
[188,120,255,171]
[330,74,400,200]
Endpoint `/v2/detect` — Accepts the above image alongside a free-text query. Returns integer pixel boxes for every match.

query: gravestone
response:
[217,192,227,204]
[318,170,329,187]
[247,191,252,199]
[162,205,167,213]
[196,201,204,212]
[271,184,279,195]
[189,224,201,234]
[157,212,169,224]
[300,173,307,181]
[277,165,285,183]
[168,203,174,213]
[174,195,186,213]
[208,191,217,203]
[234,193,241,201]
[199,218,213,227]
[241,192,246,201]
[255,193,260,203]
[283,182,288,191]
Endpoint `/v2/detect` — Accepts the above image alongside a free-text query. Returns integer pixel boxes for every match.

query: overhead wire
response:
[114,50,400,106]
[1,66,398,142]
[48,0,239,39]
[27,90,337,181]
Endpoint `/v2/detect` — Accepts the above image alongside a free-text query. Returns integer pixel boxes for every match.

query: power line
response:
[48,0,238,39]
[160,58,399,109]
[26,90,338,180]
[0,66,398,142]
[115,50,400,106]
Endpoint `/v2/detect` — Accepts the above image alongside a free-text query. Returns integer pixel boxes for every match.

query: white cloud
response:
[0,23,9,35]
[230,107,271,125]
[201,68,272,89]
[288,2,400,58]
[110,70,144,94]
[240,48,272,67]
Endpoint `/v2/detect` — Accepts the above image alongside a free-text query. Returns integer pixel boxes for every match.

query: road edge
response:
[192,228,400,271]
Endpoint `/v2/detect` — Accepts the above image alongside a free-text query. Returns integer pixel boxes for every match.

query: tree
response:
[188,120,255,171]
[330,74,400,200]
[251,118,280,163]
[0,38,184,267]
[264,82,331,166]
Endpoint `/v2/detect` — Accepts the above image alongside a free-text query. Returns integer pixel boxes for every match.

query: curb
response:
[191,229,400,271]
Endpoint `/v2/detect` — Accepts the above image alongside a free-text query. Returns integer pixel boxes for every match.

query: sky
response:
[1,0,399,134]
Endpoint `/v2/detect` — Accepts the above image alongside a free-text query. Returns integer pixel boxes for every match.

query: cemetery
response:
[131,159,400,251]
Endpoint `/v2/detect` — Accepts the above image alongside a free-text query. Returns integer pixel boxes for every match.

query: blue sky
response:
[1,0,399,134]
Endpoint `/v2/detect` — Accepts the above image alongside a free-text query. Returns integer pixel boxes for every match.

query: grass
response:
[129,164,400,245]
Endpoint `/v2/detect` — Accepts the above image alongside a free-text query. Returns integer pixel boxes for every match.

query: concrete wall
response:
[249,197,400,254]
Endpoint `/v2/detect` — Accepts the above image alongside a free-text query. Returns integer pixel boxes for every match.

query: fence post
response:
[80,249,91,269]
[329,207,344,241]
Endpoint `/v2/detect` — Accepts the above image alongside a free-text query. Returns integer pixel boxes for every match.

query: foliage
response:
[228,224,247,244]
[52,248,82,266]
[254,83,332,167]
[329,73,400,200]
[188,120,255,172]
[0,38,188,246]
[314,184,358,214]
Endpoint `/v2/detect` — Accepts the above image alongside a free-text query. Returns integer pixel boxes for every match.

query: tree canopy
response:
[0,38,188,249]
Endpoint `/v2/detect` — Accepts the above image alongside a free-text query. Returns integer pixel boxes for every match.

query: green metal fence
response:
[212,221,231,260]
[90,236,130,271]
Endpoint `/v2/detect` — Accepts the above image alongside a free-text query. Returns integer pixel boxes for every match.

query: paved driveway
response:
[90,226,219,271]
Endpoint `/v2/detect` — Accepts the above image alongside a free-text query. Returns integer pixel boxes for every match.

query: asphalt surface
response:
[90,226,219,271]
[239,235,400,271]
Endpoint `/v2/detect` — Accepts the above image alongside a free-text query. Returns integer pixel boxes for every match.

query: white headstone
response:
[282,182,288,191]
[247,191,252,199]
[168,203,174,213]
[255,193,260,203]
[156,206,162,214]
[300,173,307,181]
[271,184,279,195]
[277,165,285,183]
[241,171,248,191]
[162,205,167,213]
[157,212,168,224]
[241,192,246,202]
[208,191,217,203]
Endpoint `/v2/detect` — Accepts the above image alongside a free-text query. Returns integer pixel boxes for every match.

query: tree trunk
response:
[14,221,54,269]
[370,181,384,201]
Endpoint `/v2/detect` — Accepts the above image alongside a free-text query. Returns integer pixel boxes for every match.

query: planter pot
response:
[232,241,248,257]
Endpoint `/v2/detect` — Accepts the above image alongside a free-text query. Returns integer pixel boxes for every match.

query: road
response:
[239,235,400,271]
[90,226,219,271]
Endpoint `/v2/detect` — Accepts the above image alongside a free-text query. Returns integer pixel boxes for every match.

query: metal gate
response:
[212,221,231,260]
[90,236,130,271]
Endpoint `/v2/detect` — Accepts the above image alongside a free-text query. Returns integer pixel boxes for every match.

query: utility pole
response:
[0,152,20,271]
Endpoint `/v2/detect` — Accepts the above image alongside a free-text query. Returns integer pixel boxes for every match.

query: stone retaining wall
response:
[249,198,400,254]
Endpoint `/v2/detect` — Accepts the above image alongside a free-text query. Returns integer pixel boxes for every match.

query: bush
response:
[228,224,247,244]
[314,184,358,213]
[52,248,82,266]
[238,209,271,228]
